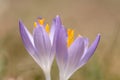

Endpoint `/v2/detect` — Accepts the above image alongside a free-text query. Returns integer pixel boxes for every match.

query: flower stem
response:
[60,74,68,80]
[60,77,68,80]
[44,69,51,80]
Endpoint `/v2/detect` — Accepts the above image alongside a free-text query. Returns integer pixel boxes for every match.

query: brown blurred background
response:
[0,0,120,80]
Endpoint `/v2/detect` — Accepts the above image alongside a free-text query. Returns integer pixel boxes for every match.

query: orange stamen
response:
[67,29,74,47]
[38,18,45,25]
[45,24,50,33]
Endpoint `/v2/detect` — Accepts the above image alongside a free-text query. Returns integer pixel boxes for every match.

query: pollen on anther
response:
[38,18,45,25]
[67,29,74,47]
[45,24,50,33]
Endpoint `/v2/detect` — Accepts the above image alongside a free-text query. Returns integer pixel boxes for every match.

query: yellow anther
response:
[67,29,74,47]
[45,24,50,33]
[33,18,50,34]
[38,18,45,25]
[34,22,37,27]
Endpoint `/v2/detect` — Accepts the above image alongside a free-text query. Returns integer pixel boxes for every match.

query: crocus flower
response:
[19,16,61,80]
[56,17,101,80]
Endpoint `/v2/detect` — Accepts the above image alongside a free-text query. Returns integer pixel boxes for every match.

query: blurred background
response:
[0,0,120,80]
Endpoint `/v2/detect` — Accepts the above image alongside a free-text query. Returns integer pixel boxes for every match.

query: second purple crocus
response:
[56,17,101,80]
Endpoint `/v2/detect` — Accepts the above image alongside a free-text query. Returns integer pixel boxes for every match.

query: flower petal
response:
[66,37,85,78]
[49,18,56,44]
[50,15,62,44]
[33,26,51,66]
[79,37,89,61]
[68,37,85,68]
[50,16,62,63]
[56,26,68,72]
[19,20,35,55]
[82,34,101,64]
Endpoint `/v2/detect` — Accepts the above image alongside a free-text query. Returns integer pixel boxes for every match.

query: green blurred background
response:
[0,0,120,80]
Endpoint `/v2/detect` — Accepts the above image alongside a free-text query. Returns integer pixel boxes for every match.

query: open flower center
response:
[67,29,74,47]
[34,18,50,33]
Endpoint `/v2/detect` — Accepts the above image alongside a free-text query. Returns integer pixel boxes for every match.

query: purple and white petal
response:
[33,26,51,66]
[49,18,56,44]
[68,37,85,68]
[50,16,62,64]
[50,15,62,44]
[56,27,68,72]
[19,20,35,55]
[79,37,89,61]
[81,34,101,65]
[65,37,85,78]
[55,15,62,28]
[19,20,43,66]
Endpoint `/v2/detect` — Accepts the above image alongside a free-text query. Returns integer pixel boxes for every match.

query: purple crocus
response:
[19,16,61,80]
[56,17,101,80]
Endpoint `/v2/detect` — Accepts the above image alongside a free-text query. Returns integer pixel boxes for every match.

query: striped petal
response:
[65,37,85,78]
[68,37,85,68]
[56,27,68,72]
[50,16,62,62]
[80,34,101,66]
[19,20,35,55]
[49,18,56,44]
[50,15,62,44]
[33,26,51,67]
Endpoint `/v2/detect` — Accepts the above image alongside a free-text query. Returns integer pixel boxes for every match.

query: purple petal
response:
[49,18,56,45]
[79,38,89,61]
[50,16,62,62]
[68,37,85,68]
[65,37,85,78]
[50,15,62,42]
[33,26,51,64]
[56,27,68,71]
[19,20,35,55]
[82,34,101,64]
[55,15,62,27]
[50,15,62,43]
